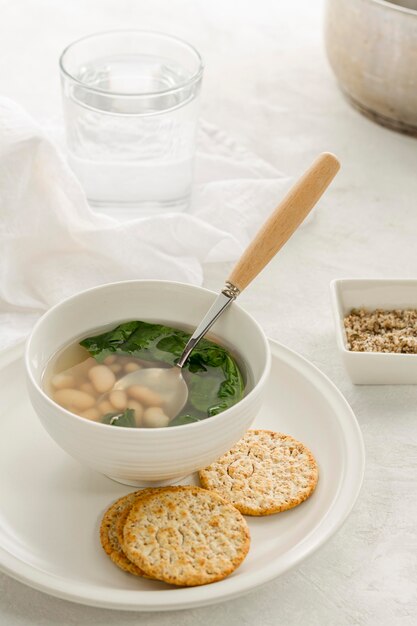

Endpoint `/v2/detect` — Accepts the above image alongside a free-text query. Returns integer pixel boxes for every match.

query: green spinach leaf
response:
[81,321,245,426]
[101,409,136,428]
[168,414,201,427]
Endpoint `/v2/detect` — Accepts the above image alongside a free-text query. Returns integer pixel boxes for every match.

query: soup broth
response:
[43,320,247,428]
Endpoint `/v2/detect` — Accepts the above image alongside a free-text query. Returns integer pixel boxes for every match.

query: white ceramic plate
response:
[0,339,364,611]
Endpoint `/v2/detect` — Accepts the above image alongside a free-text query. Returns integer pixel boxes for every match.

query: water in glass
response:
[61,45,202,214]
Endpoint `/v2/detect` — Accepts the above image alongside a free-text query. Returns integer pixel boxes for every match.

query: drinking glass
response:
[59,31,204,215]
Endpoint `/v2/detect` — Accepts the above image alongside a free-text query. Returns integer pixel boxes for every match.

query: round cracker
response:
[100,490,154,576]
[115,503,136,549]
[199,430,318,516]
[115,487,163,562]
[123,486,250,586]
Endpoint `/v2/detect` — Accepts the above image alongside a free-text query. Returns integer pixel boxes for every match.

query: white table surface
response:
[1,1,417,624]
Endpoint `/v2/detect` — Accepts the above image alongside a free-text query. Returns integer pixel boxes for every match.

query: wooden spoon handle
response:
[227,152,340,292]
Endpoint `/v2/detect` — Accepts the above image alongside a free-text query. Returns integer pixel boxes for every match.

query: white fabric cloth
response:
[0,97,290,350]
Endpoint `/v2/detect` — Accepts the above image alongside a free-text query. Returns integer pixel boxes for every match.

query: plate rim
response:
[0,339,365,611]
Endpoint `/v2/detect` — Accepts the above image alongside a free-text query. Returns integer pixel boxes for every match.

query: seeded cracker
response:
[123,486,250,586]
[100,491,154,576]
[199,430,318,516]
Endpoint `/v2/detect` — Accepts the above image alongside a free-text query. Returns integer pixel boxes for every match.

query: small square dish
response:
[330,278,417,385]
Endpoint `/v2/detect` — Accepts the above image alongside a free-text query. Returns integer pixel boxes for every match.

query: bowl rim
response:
[330,277,417,358]
[368,0,417,18]
[25,279,271,433]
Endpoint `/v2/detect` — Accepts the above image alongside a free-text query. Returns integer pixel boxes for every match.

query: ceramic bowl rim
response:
[368,0,417,18]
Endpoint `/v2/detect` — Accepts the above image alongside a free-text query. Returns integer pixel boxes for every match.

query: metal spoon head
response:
[115,366,188,420]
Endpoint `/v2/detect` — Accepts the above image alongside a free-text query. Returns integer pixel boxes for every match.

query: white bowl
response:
[25,280,270,486]
[331,278,417,384]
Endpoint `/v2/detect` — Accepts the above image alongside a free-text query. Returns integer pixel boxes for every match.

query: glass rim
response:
[59,29,204,98]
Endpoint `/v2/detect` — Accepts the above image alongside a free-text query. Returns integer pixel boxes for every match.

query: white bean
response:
[110,363,123,374]
[80,408,100,421]
[73,357,96,377]
[143,407,170,428]
[127,385,163,407]
[97,400,114,416]
[126,400,144,426]
[124,362,141,373]
[109,390,127,411]
[88,365,116,393]
[54,389,95,411]
[51,373,75,390]
[79,382,96,395]
[104,354,116,365]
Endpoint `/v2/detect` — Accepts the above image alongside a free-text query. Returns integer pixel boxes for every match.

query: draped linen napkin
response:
[0,97,290,350]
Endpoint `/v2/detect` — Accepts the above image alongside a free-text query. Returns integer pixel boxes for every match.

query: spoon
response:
[115,152,341,419]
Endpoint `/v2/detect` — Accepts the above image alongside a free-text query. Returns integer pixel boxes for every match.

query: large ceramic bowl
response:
[25,280,270,486]
[325,0,417,136]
